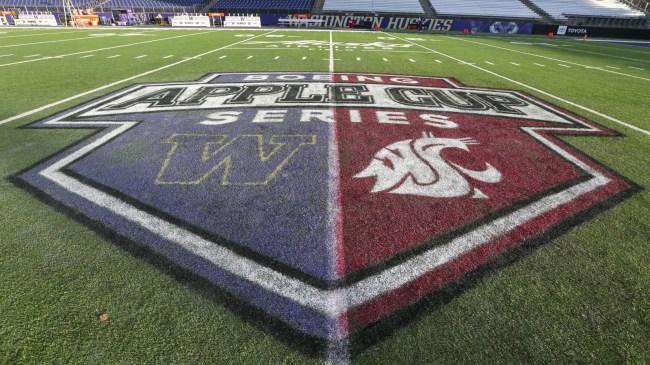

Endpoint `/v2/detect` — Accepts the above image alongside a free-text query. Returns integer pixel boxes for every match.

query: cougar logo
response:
[354,132,503,198]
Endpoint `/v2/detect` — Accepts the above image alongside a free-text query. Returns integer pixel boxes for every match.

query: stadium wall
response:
[268,15,534,34]
[533,24,650,39]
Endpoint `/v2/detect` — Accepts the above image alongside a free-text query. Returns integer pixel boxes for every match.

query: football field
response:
[0,27,649,364]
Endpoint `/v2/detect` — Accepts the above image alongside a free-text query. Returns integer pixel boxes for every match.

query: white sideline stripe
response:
[0,31,209,68]
[0,36,97,49]
[629,66,644,70]
[534,63,546,67]
[24,54,40,58]
[135,55,148,59]
[0,30,277,126]
[329,31,334,73]
[80,55,94,59]
[450,37,650,82]
[558,64,570,68]
[163,55,173,59]
[1,31,84,39]
[485,61,494,65]
[389,33,650,136]
[562,47,650,64]
[510,62,520,66]
[107,55,120,58]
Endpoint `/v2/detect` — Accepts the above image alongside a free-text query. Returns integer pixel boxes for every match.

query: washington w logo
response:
[354,132,503,198]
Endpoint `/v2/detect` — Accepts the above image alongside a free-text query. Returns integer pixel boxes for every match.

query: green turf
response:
[0,27,648,364]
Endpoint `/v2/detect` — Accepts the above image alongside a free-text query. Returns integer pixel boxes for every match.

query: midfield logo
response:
[13,73,637,357]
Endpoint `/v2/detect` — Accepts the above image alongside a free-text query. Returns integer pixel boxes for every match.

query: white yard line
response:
[0,31,210,68]
[448,36,650,82]
[560,46,650,63]
[0,30,276,126]
[1,31,85,39]
[388,33,650,136]
[329,30,335,73]
[0,36,97,48]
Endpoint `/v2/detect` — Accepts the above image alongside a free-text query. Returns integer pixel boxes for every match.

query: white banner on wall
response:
[170,15,210,28]
[224,16,261,28]
[14,14,58,26]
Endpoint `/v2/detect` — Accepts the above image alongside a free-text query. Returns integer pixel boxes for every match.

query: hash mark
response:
[135,55,147,59]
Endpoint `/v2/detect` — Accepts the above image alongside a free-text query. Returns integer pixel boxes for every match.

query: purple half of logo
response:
[13,73,638,356]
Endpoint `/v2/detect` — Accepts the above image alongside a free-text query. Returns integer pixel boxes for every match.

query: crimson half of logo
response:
[12,72,639,357]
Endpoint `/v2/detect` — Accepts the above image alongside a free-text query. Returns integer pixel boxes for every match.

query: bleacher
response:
[102,0,204,9]
[528,0,645,19]
[429,0,539,19]
[209,0,314,13]
[0,0,87,7]
[322,0,424,14]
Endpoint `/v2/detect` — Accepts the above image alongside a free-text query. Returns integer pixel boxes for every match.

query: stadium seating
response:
[528,0,645,19]
[210,0,314,13]
[429,0,539,18]
[322,0,424,13]
[103,0,204,9]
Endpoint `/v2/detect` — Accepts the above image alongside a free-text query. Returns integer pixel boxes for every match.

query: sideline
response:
[389,33,650,136]
[0,30,276,126]
[447,36,650,82]
[0,30,211,68]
